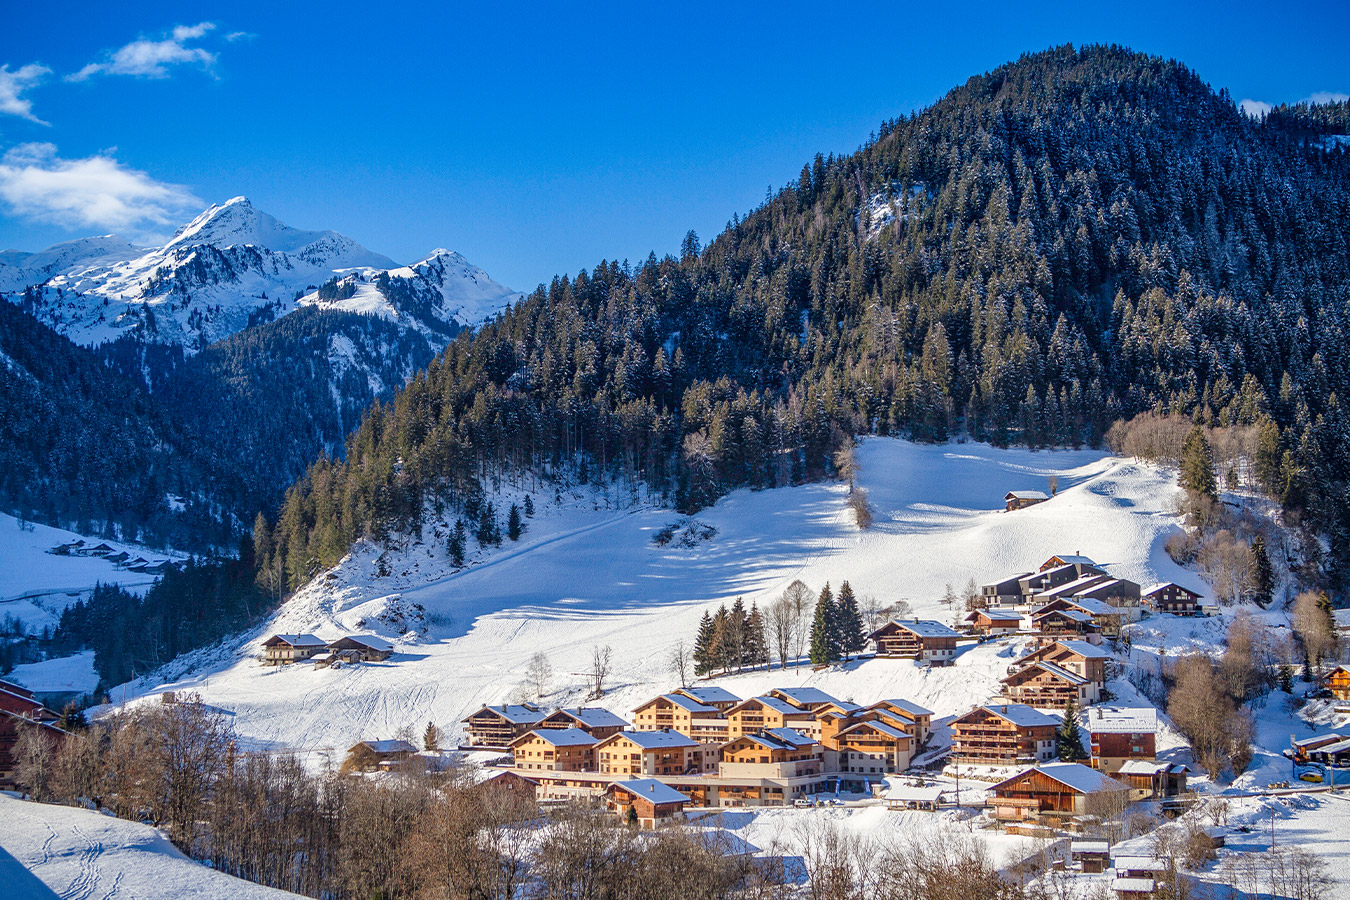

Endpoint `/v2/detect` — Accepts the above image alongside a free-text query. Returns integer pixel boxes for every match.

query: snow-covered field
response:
[0,793,305,899]
[112,438,1209,759]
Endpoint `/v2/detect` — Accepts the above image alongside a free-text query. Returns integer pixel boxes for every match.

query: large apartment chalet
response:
[539,707,628,738]
[868,619,960,665]
[595,730,705,776]
[510,728,598,772]
[950,704,1059,766]
[462,704,547,748]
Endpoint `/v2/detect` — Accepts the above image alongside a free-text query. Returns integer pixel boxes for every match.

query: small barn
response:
[1005,490,1050,511]
[607,778,690,828]
[327,634,394,662]
[1070,840,1110,873]
[342,739,417,773]
[1116,760,1189,798]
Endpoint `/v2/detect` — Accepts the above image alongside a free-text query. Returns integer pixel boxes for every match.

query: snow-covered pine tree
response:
[809,583,836,666]
[836,581,865,660]
[1057,697,1086,760]
[693,610,715,676]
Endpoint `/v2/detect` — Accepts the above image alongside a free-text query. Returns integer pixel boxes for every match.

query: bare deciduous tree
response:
[767,594,796,669]
[1292,591,1336,670]
[526,651,552,700]
[588,644,613,699]
[668,640,691,687]
[847,487,873,529]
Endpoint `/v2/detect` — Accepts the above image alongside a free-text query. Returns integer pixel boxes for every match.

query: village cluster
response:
[46,538,174,576]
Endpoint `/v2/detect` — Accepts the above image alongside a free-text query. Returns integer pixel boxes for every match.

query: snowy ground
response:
[0,794,304,899]
[106,438,1208,761]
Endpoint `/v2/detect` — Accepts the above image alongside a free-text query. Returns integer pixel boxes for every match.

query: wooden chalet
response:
[1326,665,1350,701]
[632,693,721,737]
[479,769,541,799]
[1000,661,1092,709]
[1014,641,1110,702]
[1005,490,1050,511]
[326,634,394,662]
[766,687,843,712]
[1117,760,1189,799]
[964,608,1024,636]
[981,573,1032,607]
[344,739,416,773]
[595,730,704,776]
[724,696,816,739]
[988,762,1128,823]
[0,680,65,790]
[462,704,545,749]
[606,778,690,828]
[510,727,598,772]
[831,719,913,775]
[719,728,823,779]
[1035,596,1124,637]
[538,707,628,738]
[1031,607,1102,640]
[1293,732,1350,768]
[860,698,933,744]
[868,619,960,665]
[262,633,328,665]
[950,704,1058,766]
[1086,707,1157,774]
[1071,840,1111,873]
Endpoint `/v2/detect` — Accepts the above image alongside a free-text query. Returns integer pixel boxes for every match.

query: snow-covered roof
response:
[887,784,943,803]
[770,687,841,706]
[978,704,1060,728]
[1058,597,1119,615]
[1043,555,1096,568]
[1142,581,1197,598]
[1032,661,1090,685]
[1035,574,1110,598]
[612,778,689,805]
[1006,490,1050,500]
[968,608,1023,621]
[888,619,960,638]
[1048,640,1112,659]
[739,696,807,716]
[661,693,718,713]
[1292,732,1343,749]
[1333,608,1350,629]
[839,719,912,741]
[520,727,596,747]
[1086,706,1157,734]
[999,762,1125,794]
[762,727,816,747]
[265,633,327,648]
[553,707,628,728]
[612,730,698,750]
[339,634,394,652]
[1117,760,1188,776]
[1111,877,1157,892]
[483,704,546,725]
[1113,857,1166,872]
[677,686,741,704]
[359,739,416,754]
[870,698,934,718]
[1316,738,1350,754]
[1071,840,1110,853]
[1035,608,1094,624]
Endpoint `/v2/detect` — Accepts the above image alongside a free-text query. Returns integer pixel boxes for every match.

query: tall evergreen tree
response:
[809,583,837,666]
[448,519,466,567]
[836,580,866,661]
[507,503,523,541]
[1057,698,1087,761]
[1250,535,1274,607]
[710,605,732,674]
[693,610,715,676]
[746,602,769,670]
[1180,426,1217,499]
[728,597,748,672]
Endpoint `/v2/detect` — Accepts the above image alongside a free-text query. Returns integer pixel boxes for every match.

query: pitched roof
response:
[883,619,960,638]
[971,704,1060,728]
[967,608,1023,622]
[869,698,933,718]
[337,634,394,652]
[1043,555,1097,568]
[609,730,698,750]
[660,693,718,714]
[1006,490,1050,500]
[1055,597,1119,615]
[676,686,740,704]
[733,695,806,716]
[762,727,817,747]
[1002,661,1088,686]
[769,687,841,707]
[516,727,597,748]
[995,762,1126,794]
[1117,760,1189,776]
[1034,608,1095,624]
[887,784,943,802]
[265,633,327,648]
[552,707,628,729]
[611,778,689,805]
[837,719,912,741]
[1085,706,1157,734]
[478,704,545,725]
[358,739,416,754]
[1045,640,1112,659]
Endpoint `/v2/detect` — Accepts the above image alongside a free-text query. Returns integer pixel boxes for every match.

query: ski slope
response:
[0,794,304,899]
[111,438,1215,760]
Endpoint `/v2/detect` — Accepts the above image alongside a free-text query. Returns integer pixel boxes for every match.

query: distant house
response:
[988,762,1128,823]
[1005,490,1050,511]
[461,704,545,749]
[1117,760,1189,799]
[595,730,704,777]
[950,704,1058,766]
[479,769,541,799]
[1039,554,1097,572]
[1015,641,1111,700]
[1086,707,1157,774]
[964,608,1023,636]
[1333,608,1350,638]
[1141,582,1202,616]
[1071,840,1111,873]
[981,573,1032,607]
[510,727,598,772]
[261,634,328,665]
[1325,665,1350,702]
[326,635,394,662]
[343,739,417,773]
[538,707,628,738]
[606,778,690,828]
[868,620,960,665]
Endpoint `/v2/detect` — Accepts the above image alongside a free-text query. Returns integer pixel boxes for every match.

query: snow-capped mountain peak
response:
[0,199,515,351]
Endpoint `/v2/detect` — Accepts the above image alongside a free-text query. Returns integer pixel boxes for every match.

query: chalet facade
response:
[831,720,913,775]
[539,707,628,738]
[1005,490,1049,511]
[965,608,1023,635]
[1140,582,1201,615]
[1000,661,1092,709]
[1086,707,1157,774]
[988,762,1128,823]
[1031,607,1101,640]
[607,779,689,828]
[719,729,823,779]
[766,687,843,712]
[462,704,545,748]
[325,635,393,662]
[0,681,64,790]
[1117,760,1189,799]
[1034,596,1124,637]
[632,693,720,736]
[1326,665,1350,701]
[950,704,1058,766]
[511,728,597,772]
[725,696,816,739]
[262,633,328,665]
[344,739,416,772]
[1015,641,1110,701]
[861,698,933,744]
[868,620,960,665]
[595,730,704,776]
[672,686,741,711]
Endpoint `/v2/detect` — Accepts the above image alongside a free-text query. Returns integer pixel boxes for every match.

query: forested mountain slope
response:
[263,45,1350,590]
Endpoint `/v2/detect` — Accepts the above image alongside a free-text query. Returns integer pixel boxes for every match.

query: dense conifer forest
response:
[259,46,1350,592]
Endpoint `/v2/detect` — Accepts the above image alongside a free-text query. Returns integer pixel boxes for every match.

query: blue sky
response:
[1,1,1347,292]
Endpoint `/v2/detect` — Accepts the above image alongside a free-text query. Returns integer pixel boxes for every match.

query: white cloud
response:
[0,63,52,124]
[1239,99,1272,119]
[68,22,219,81]
[1240,92,1348,119]
[0,143,200,238]
[1306,91,1350,105]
